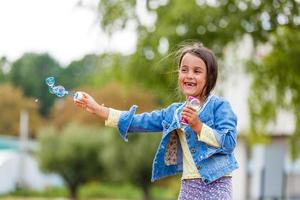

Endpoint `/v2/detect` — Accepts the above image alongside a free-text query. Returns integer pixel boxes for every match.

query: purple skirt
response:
[178,177,232,200]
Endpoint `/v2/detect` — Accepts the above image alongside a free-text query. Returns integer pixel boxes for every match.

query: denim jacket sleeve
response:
[117,105,170,142]
[205,99,238,155]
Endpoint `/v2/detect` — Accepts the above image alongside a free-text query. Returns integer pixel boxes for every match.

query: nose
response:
[186,71,194,79]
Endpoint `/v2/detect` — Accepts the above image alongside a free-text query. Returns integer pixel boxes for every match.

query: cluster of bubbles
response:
[45,76,83,101]
[45,76,69,97]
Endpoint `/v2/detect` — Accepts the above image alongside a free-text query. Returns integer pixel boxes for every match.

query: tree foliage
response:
[8,53,106,118]
[59,54,103,89]
[101,130,161,200]
[36,123,106,200]
[0,56,9,83]
[247,27,300,159]
[9,53,63,116]
[0,84,43,137]
[95,0,300,105]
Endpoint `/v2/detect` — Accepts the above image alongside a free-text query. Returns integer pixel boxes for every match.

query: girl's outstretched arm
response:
[74,91,174,142]
[74,92,109,120]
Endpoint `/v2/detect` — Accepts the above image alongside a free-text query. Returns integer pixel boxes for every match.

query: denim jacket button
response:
[191,148,196,154]
[204,179,209,183]
[186,133,190,138]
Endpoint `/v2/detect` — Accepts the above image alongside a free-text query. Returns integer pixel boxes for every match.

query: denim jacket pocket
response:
[206,145,218,158]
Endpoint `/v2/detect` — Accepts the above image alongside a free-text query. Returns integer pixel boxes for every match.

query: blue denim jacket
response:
[116,95,238,184]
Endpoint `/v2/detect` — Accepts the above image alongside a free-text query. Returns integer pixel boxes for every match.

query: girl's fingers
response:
[185,106,196,111]
[75,101,86,108]
[75,99,84,104]
[182,107,196,114]
[181,110,198,121]
[181,113,192,119]
[181,110,196,116]
[76,104,85,109]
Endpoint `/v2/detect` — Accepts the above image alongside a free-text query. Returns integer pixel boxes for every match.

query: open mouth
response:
[184,82,197,87]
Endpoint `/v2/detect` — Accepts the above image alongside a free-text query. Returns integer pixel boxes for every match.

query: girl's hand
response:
[74,92,109,119]
[181,106,202,134]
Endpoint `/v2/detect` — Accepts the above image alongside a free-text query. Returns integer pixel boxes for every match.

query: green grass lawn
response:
[0,181,178,200]
[0,198,126,200]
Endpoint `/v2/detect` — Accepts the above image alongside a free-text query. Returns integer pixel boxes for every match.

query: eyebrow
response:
[180,65,204,70]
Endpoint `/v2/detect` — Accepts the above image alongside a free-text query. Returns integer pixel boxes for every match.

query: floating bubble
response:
[45,76,55,87]
[52,85,68,97]
[35,99,39,102]
[48,86,55,94]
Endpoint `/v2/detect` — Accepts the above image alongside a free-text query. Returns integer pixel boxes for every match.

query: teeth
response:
[185,83,196,86]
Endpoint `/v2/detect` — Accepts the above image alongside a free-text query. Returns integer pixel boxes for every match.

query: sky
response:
[0,0,136,66]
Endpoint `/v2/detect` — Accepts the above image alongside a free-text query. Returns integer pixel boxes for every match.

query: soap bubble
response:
[45,76,55,87]
[48,86,55,94]
[52,85,68,97]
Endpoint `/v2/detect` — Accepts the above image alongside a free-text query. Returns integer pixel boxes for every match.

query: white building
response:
[0,136,63,194]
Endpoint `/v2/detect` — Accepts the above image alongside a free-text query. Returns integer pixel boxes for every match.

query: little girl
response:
[74,43,238,200]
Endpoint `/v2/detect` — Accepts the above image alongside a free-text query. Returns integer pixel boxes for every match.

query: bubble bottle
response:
[73,91,83,101]
[180,96,201,125]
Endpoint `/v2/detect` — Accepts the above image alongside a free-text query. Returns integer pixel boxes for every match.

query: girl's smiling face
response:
[178,53,207,100]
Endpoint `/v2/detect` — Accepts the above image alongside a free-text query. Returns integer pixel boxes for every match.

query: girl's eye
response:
[195,70,201,74]
[180,68,188,73]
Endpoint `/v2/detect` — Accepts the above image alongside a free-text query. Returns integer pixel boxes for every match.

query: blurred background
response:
[0,0,300,199]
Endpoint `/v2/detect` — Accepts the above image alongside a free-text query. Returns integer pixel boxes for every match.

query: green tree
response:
[36,123,106,200]
[95,0,300,104]
[0,67,5,83]
[0,84,43,137]
[9,53,62,116]
[102,131,161,200]
[60,54,103,89]
[98,0,299,44]
[247,27,300,159]
[0,56,9,83]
